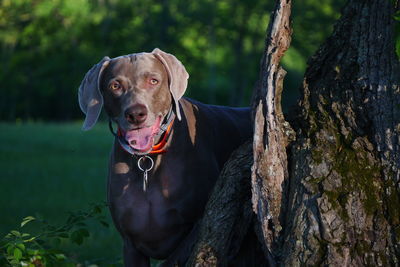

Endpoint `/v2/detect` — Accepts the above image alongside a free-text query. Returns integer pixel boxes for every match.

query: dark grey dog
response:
[78,49,252,266]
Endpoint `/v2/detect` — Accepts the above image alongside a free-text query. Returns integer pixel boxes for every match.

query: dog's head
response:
[78,48,189,154]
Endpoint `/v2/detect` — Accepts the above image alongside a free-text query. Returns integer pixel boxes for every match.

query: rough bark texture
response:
[186,0,294,264]
[282,0,400,265]
[251,0,294,261]
[186,0,400,265]
[185,141,255,267]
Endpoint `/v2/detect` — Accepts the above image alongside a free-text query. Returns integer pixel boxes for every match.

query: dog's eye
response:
[110,81,122,91]
[149,78,159,85]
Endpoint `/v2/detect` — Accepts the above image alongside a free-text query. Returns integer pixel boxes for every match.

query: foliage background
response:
[0,0,346,121]
[0,0,366,265]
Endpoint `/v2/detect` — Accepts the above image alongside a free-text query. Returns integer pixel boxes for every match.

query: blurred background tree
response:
[0,0,347,121]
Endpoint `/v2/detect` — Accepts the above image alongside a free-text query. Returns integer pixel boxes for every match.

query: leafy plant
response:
[0,202,112,267]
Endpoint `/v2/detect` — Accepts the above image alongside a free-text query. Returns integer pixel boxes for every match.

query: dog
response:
[78,48,252,266]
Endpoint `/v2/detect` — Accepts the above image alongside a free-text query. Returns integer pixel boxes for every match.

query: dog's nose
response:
[125,104,148,124]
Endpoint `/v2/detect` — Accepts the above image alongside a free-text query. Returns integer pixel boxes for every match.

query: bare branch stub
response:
[251,0,294,256]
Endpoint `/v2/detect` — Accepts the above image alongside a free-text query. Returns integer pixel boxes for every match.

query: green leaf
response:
[6,245,14,255]
[70,228,90,245]
[54,253,67,260]
[21,216,35,227]
[23,236,36,243]
[9,259,19,265]
[70,230,83,245]
[10,230,21,237]
[26,248,40,256]
[16,243,25,251]
[13,247,22,261]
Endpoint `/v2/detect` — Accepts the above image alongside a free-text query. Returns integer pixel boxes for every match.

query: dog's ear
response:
[78,57,110,131]
[152,48,189,121]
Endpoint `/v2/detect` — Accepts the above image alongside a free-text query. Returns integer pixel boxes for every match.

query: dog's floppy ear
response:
[78,57,110,131]
[152,48,189,121]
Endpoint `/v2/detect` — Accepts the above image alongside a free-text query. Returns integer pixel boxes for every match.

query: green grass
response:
[0,122,123,265]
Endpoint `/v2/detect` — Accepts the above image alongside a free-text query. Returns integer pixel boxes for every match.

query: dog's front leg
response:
[123,237,150,267]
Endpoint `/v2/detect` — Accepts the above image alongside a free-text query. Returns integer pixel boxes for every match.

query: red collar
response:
[117,118,174,155]
[148,118,174,154]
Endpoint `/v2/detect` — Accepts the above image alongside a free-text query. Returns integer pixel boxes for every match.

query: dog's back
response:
[180,98,252,167]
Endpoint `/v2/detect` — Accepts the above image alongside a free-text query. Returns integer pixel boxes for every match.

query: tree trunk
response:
[282,0,400,265]
[186,0,400,265]
[186,0,294,265]
[250,0,293,262]
[185,141,254,267]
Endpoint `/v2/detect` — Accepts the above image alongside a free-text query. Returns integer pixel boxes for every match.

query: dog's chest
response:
[109,154,218,237]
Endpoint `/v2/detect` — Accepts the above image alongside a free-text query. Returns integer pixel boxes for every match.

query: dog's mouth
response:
[122,116,162,153]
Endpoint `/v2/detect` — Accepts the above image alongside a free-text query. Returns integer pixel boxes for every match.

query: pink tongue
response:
[125,127,154,152]
[124,117,161,152]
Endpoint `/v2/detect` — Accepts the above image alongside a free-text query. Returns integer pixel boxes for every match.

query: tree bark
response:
[186,0,400,266]
[250,0,294,263]
[185,141,254,267]
[282,0,400,265]
[186,0,294,265]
